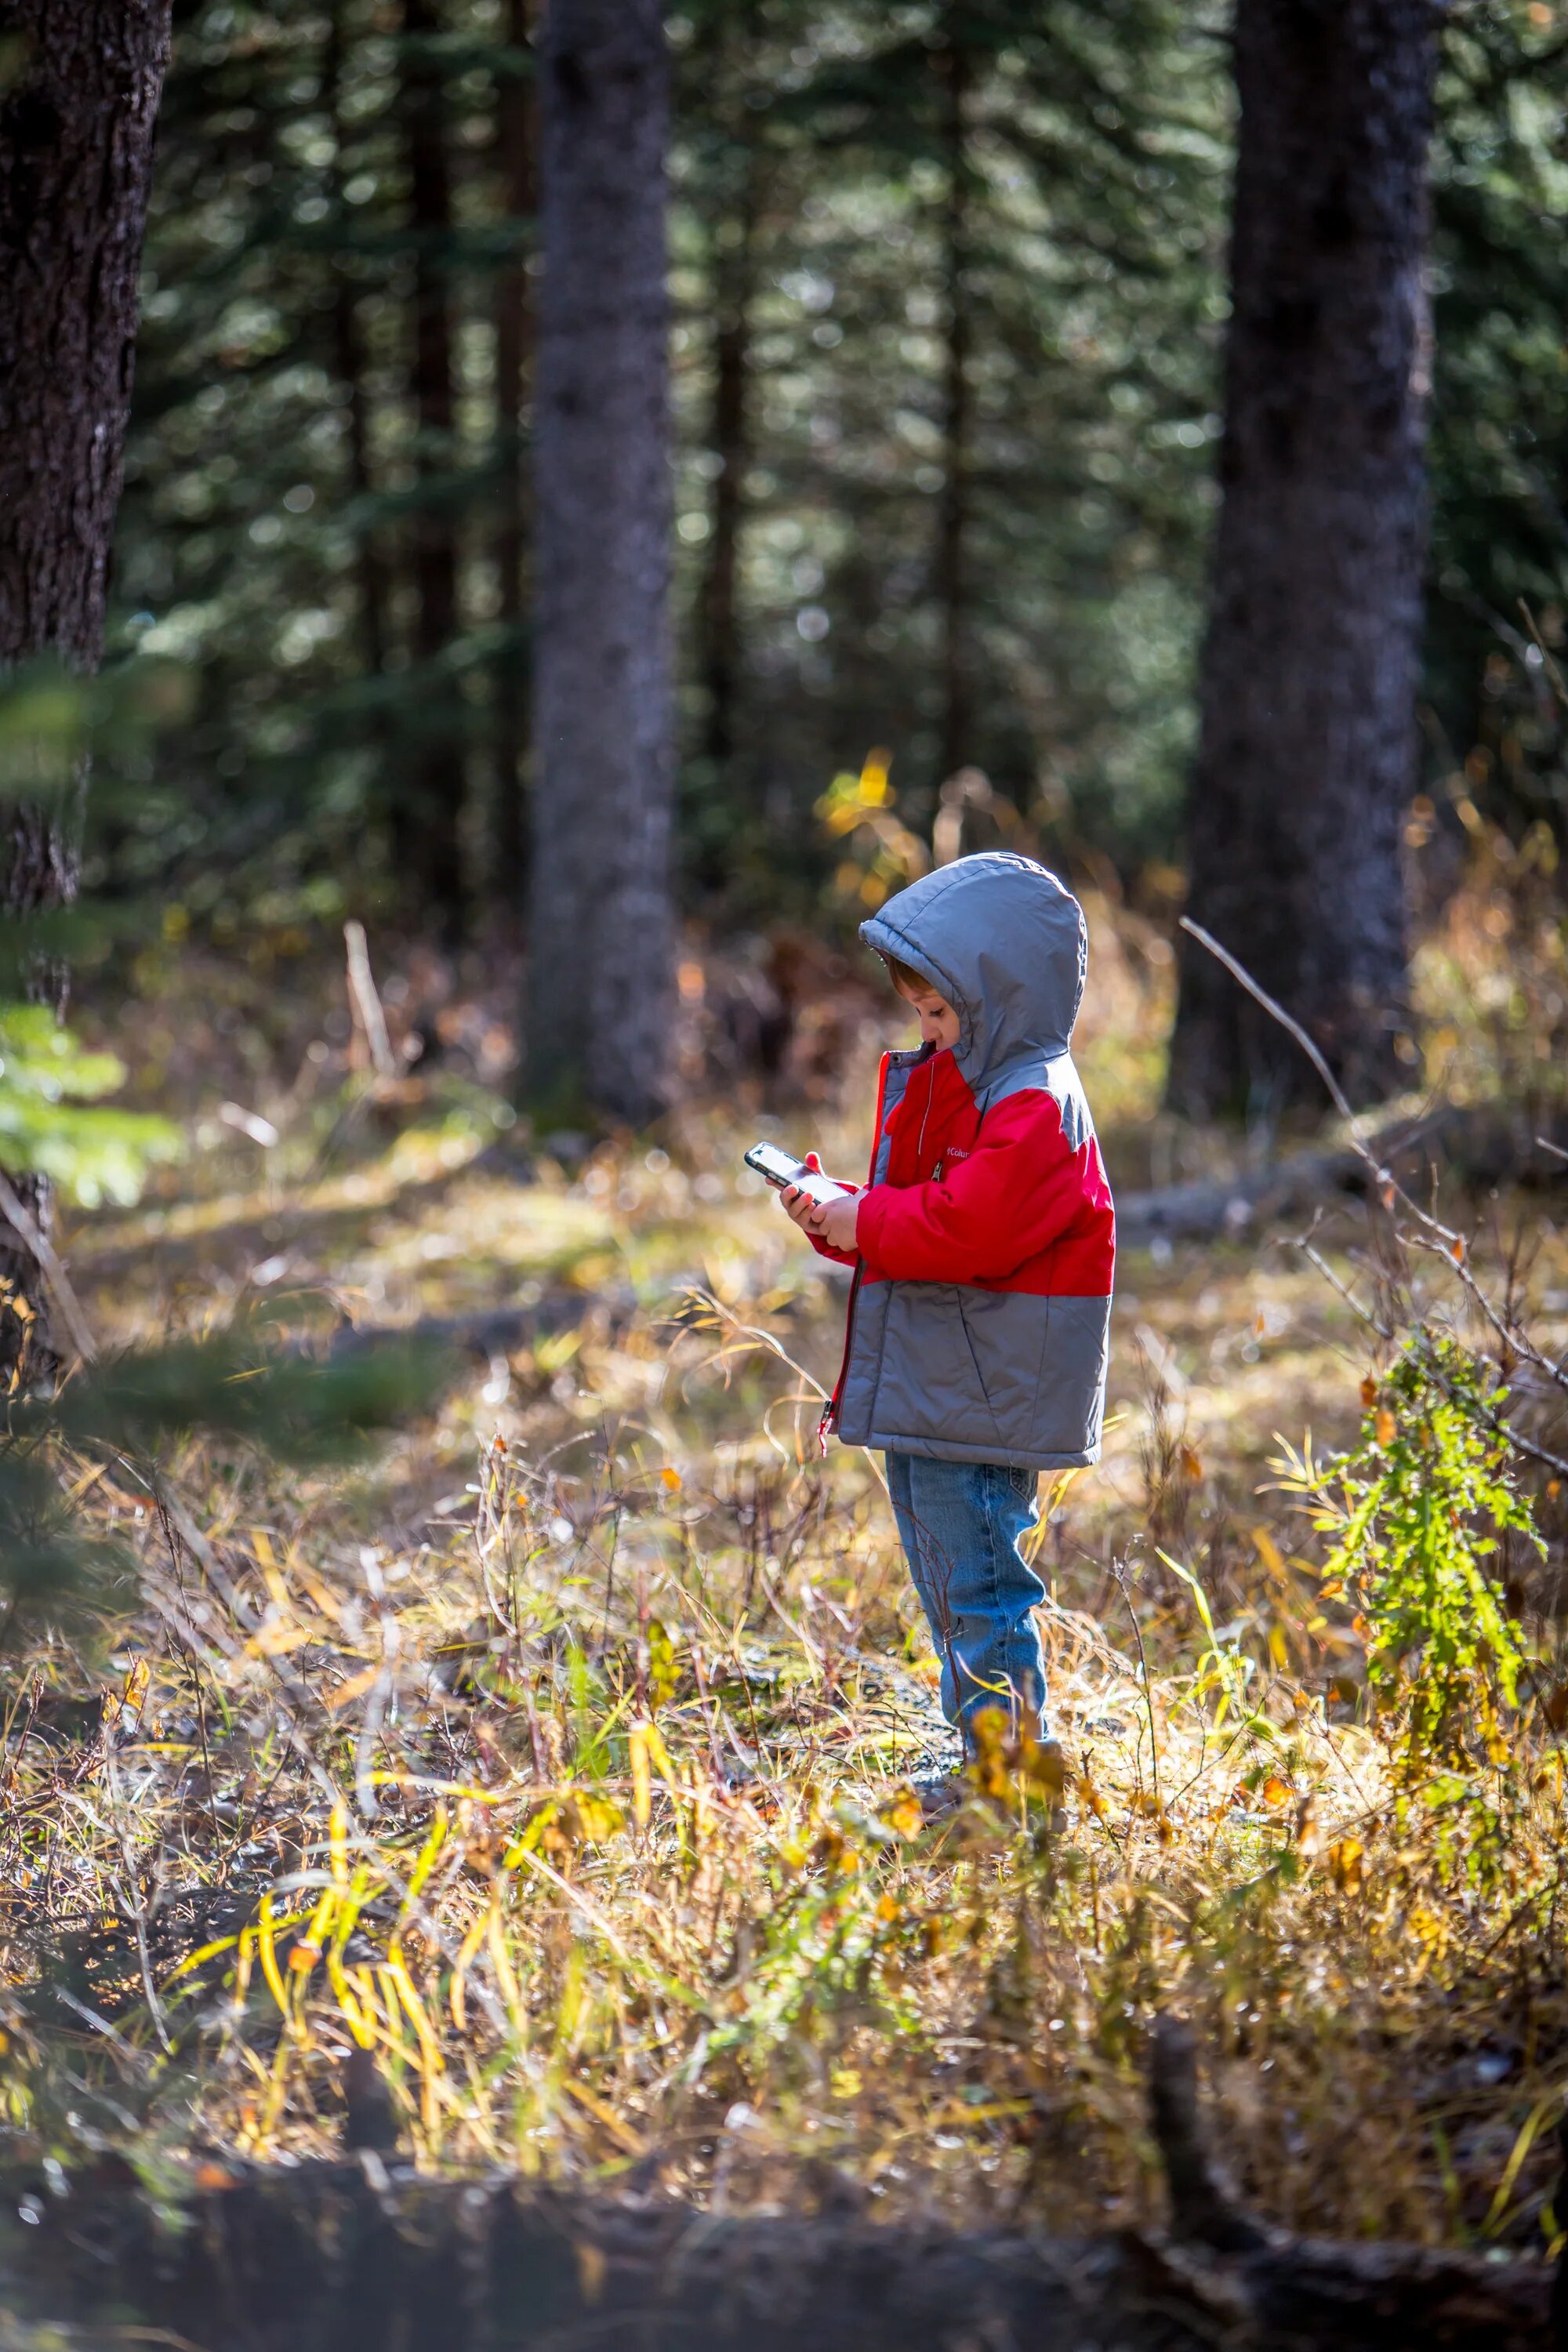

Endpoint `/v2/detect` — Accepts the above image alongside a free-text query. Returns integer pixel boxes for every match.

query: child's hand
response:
[806,1193,861,1254]
[778,1154,859,1254]
[779,1182,818,1232]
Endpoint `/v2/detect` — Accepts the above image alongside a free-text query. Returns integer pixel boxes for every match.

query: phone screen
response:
[744,1142,850,1205]
[746,1142,808,1185]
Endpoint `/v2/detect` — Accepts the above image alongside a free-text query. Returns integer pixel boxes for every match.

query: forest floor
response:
[5,873,1568,2265]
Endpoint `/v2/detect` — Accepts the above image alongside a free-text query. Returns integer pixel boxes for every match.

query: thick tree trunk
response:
[489,0,534,918]
[0,0,172,1372]
[325,0,393,704]
[525,0,674,1125]
[1166,0,1443,1120]
[935,17,972,789]
[398,0,464,932]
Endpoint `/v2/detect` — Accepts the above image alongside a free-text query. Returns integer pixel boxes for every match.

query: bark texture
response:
[0,0,172,1365]
[1167,0,1443,1119]
[525,0,674,1125]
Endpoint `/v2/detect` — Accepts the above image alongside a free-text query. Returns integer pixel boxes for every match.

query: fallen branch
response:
[3,2154,1552,2352]
[1118,1145,1361,1243]
[4,2015,1555,2352]
[343,920,397,1082]
[1118,1101,1568,1247]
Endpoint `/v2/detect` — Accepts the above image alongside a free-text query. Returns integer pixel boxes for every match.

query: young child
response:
[779,851,1114,1801]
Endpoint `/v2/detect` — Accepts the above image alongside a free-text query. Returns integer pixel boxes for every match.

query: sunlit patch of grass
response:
[3,1187,1566,2253]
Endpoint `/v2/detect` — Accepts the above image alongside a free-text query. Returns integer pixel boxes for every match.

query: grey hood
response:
[860,852,1087,1102]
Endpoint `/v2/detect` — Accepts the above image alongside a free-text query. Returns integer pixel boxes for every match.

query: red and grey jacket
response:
[816,854,1115,1472]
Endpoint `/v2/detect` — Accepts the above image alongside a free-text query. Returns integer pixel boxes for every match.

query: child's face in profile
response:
[897,979,961,1053]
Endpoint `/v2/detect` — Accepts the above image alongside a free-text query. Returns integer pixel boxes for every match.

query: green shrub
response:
[1276,1335,1540,1784]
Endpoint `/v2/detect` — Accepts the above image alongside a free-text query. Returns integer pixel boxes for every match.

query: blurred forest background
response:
[104,0,1567,954]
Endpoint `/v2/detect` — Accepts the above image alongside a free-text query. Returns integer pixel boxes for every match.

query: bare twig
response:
[1290,1236,1393,1344]
[1183,917,1568,1433]
[1179,919,1364,1136]
[343,920,397,1081]
[1405,1229,1568,1398]
[1178,917,1460,1239]
[1110,1556,1161,1817]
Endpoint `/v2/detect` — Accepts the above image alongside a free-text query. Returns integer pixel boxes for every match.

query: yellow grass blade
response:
[450,1907,490,2033]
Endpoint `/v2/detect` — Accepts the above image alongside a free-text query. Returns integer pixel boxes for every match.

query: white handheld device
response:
[743,1140,852,1207]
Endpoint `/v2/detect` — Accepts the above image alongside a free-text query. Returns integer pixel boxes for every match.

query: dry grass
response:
[3,895,1568,2262]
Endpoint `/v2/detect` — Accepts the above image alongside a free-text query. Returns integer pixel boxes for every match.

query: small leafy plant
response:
[1274,1336,1541,1784]
[0,1001,179,1207]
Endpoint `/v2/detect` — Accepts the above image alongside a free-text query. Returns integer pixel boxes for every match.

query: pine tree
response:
[325,0,394,715]
[98,0,1568,941]
[686,0,770,789]
[1167,0,1445,1117]
[934,6,974,786]
[724,0,1221,849]
[1423,5,1568,833]
[488,0,535,915]
[525,0,674,1123]
[397,0,465,930]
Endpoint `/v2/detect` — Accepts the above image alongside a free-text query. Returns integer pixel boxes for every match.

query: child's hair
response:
[878,951,931,998]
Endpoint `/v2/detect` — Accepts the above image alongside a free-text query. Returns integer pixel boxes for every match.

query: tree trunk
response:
[489,0,534,920]
[525,0,674,1126]
[935,15,971,789]
[398,0,464,934]
[0,0,172,1374]
[700,11,760,784]
[325,0,392,703]
[1166,0,1442,1120]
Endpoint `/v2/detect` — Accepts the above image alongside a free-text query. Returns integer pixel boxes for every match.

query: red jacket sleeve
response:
[855,1094,1086,1283]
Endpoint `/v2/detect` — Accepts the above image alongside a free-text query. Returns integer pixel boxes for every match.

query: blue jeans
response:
[884,1451,1047,1745]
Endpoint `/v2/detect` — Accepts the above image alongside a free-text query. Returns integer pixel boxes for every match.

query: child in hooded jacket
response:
[779,852,1114,1795]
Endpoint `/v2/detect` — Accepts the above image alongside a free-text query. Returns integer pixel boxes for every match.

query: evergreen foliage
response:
[106,0,1563,937]
[1427,2,1568,833]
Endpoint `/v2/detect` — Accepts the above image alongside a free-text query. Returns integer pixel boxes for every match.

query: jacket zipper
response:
[914,1052,936,1169]
[818,1051,891,1454]
[818,1261,863,1455]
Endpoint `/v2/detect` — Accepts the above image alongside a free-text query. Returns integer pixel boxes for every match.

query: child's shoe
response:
[912,1769,969,1820]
